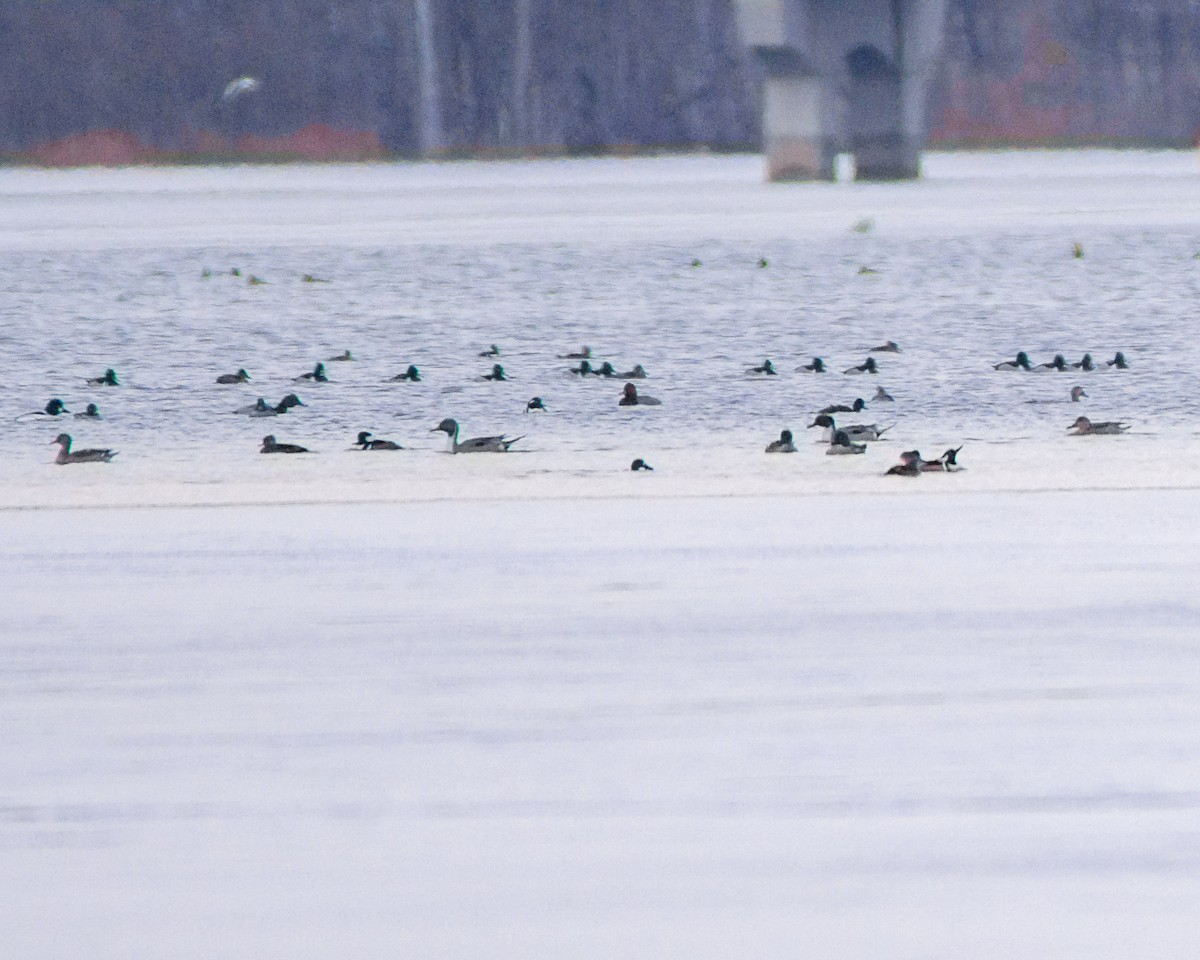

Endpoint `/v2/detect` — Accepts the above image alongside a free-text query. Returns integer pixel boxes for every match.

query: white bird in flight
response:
[222,76,260,102]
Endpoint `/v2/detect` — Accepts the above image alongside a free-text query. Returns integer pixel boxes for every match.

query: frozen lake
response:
[3,151,1200,955]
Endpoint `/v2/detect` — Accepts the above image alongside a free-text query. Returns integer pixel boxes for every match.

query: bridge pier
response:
[734,0,948,182]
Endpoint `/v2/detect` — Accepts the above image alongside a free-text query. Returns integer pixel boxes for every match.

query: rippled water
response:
[3,151,1200,505]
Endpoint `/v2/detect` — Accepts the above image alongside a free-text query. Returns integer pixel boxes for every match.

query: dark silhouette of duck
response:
[560,346,592,360]
[617,364,648,379]
[216,368,251,384]
[765,430,796,453]
[747,359,777,375]
[618,383,661,406]
[482,364,507,381]
[631,459,654,471]
[844,357,878,374]
[328,350,354,362]
[994,351,1032,371]
[525,397,546,412]
[1035,354,1069,372]
[818,398,867,415]
[389,365,421,382]
[87,368,119,386]
[479,344,501,357]
[1071,353,1095,371]
[797,357,826,373]
[294,362,328,383]
[570,360,593,376]
[260,435,309,454]
[869,341,901,353]
[75,403,102,419]
[355,431,402,450]
[1106,352,1129,369]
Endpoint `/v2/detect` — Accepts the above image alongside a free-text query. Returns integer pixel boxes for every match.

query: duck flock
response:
[19,335,1132,477]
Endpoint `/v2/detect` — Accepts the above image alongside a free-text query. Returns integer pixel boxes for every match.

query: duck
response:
[1106,352,1129,369]
[1068,416,1129,435]
[617,364,648,379]
[618,383,661,406]
[75,403,102,420]
[560,346,592,360]
[482,363,507,381]
[912,447,965,472]
[87,368,119,386]
[216,368,251,384]
[1035,353,1069,372]
[294,362,328,383]
[869,340,901,353]
[807,414,888,442]
[825,429,867,455]
[479,344,501,357]
[765,430,796,453]
[936,447,965,472]
[328,350,354,362]
[994,351,1032,371]
[1071,353,1095,371]
[301,274,330,283]
[873,386,895,402]
[593,361,617,377]
[389,365,421,382]
[631,458,654,471]
[570,360,594,376]
[1071,386,1087,402]
[236,394,305,416]
[431,418,522,453]
[796,357,827,373]
[31,398,70,417]
[818,398,867,415]
[525,397,547,412]
[51,433,116,464]
[746,359,777,375]
[355,431,402,450]
[844,357,878,374]
[260,435,310,454]
[885,460,921,476]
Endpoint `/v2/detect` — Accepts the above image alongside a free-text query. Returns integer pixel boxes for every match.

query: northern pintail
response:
[328,350,354,361]
[873,386,895,402]
[826,429,867,455]
[818,398,867,415]
[389,365,421,382]
[87,368,119,386]
[1035,353,1069,372]
[765,429,796,453]
[994,351,1032,371]
[807,414,888,442]
[431,418,522,453]
[216,368,251,384]
[1106,352,1129,369]
[525,397,546,412]
[75,403,101,419]
[261,435,310,453]
[560,346,592,360]
[797,357,826,373]
[908,447,965,472]
[1071,353,1095,371]
[483,364,507,381]
[1068,416,1129,435]
[631,458,654,471]
[869,341,901,353]
[52,433,116,463]
[746,359,777,375]
[355,431,402,450]
[294,362,328,383]
[618,383,661,406]
[844,357,879,374]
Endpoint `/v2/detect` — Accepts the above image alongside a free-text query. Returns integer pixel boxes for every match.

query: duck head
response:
[1071,386,1087,401]
[1109,351,1128,368]
[406,365,421,380]
[103,369,118,385]
[1069,416,1091,431]
[1051,354,1066,369]
[779,429,793,444]
[84,403,100,416]
[356,431,372,445]
[852,398,867,412]
[278,393,305,410]
[631,458,653,471]
[491,364,506,380]
[1016,351,1031,369]
[431,418,459,437]
[45,398,68,415]
[810,358,826,372]
[596,361,615,376]
[808,414,834,430]
[51,433,71,448]
[526,397,546,412]
[622,383,639,402]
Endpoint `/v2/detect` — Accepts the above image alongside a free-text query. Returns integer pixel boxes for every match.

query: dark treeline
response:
[0,0,1198,161]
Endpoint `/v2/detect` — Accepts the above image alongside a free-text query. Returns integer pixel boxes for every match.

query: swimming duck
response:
[87,368,119,386]
[869,340,901,353]
[618,383,661,406]
[797,357,826,373]
[216,368,251,384]
[818,398,867,415]
[560,346,592,360]
[807,414,888,442]
[1035,354,1069,372]
[594,361,617,377]
[75,403,101,419]
[389,365,421,382]
[328,350,354,362]
[525,397,547,412]
[236,394,305,416]
[765,429,796,453]
[34,399,70,417]
[301,274,330,283]
[910,447,965,472]
[1071,386,1087,402]
[994,351,1032,371]
[483,363,507,381]
[844,357,878,374]
[873,386,895,402]
[936,447,965,471]
[294,362,328,383]
[1106,352,1129,369]
[1068,416,1129,435]
[431,418,522,453]
[826,429,867,455]
[260,435,310,453]
[1071,353,1095,371]
[631,458,654,471]
[479,344,501,357]
[746,359,777,375]
[355,431,402,450]
[570,360,594,376]
[617,364,648,379]
[52,433,116,464]
[885,459,921,476]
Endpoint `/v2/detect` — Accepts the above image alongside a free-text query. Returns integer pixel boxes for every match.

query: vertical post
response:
[762,72,837,181]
